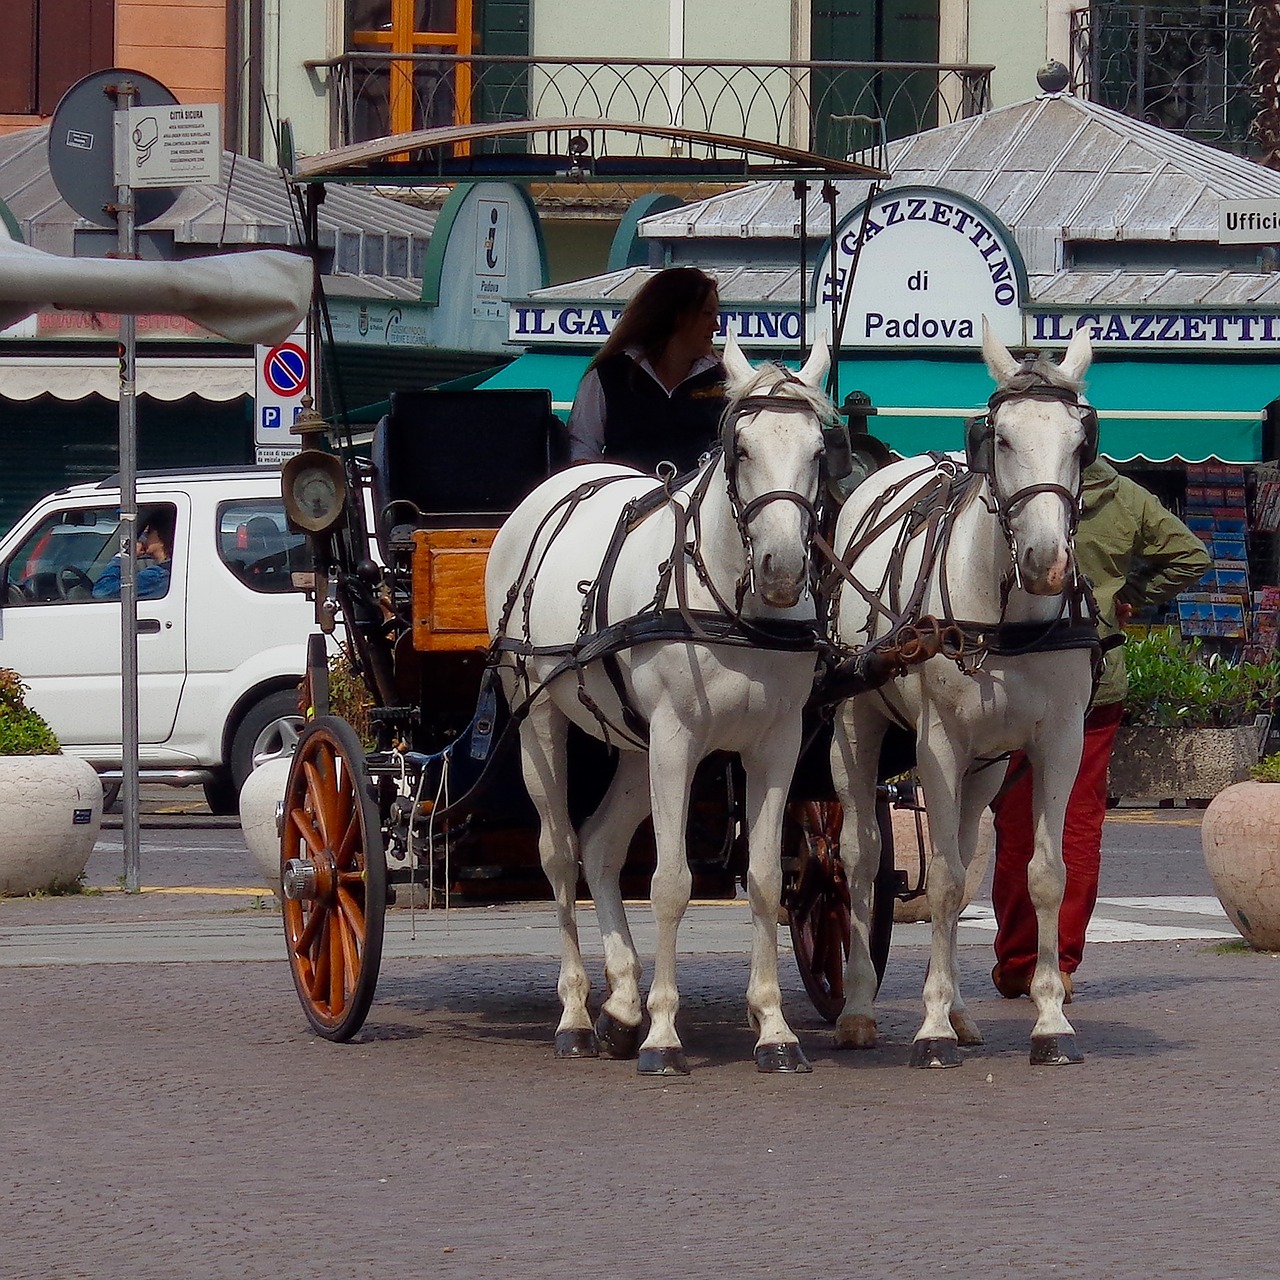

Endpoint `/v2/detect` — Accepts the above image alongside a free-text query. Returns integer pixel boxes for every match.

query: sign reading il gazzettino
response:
[1029,310,1280,348]
[812,186,1026,348]
[508,302,808,348]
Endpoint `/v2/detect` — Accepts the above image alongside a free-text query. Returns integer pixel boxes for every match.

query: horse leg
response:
[829,698,886,1051]
[741,736,811,1073]
[636,720,697,1076]
[578,749,651,1059]
[1023,731,1084,1065]
[517,702,596,1059]
[909,735,969,1068]
[946,769,1004,1048]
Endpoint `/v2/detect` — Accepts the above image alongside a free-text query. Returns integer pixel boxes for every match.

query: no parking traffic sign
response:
[263,342,308,396]
[255,334,314,459]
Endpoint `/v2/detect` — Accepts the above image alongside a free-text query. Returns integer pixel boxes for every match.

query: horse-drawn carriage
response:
[274,124,1102,1072]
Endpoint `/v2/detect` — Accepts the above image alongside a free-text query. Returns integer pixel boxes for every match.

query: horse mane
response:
[722,360,837,422]
[997,352,1085,398]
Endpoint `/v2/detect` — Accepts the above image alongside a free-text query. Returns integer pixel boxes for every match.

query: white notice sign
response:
[1219,199,1280,244]
[121,104,221,188]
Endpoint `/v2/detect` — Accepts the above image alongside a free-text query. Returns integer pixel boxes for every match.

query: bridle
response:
[965,372,1098,593]
[714,368,835,597]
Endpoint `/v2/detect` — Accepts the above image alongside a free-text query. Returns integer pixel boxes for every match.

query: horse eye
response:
[735,444,751,461]
[995,435,1011,452]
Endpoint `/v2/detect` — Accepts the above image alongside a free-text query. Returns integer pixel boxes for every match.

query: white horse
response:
[485,338,831,1075]
[829,320,1098,1068]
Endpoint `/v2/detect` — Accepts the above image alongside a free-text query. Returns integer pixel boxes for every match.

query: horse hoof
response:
[755,1042,813,1073]
[554,1029,600,1059]
[833,1014,878,1051]
[1030,1034,1084,1066]
[909,1037,962,1069]
[637,1047,690,1076]
[950,1009,984,1046]
[595,1010,642,1060]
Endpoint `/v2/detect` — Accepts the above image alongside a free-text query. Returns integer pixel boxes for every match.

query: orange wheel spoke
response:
[328,909,345,1013]
[336,905,361,989]
[336,885,367,944]
[288,806,326,859]
[335,805,361,870]
[293,903,325,959]
[309,913,331,1001]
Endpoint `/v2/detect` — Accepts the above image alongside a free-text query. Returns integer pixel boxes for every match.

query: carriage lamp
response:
[282,449,347,534]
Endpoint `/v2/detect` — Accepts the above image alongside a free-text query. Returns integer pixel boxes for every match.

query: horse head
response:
[719,337,832,608]
[978,319,1095,596]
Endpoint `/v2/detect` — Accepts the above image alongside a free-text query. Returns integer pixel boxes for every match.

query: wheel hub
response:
[282,850,337,901]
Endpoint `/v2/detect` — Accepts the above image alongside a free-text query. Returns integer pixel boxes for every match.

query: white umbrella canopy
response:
[0,238,311,344]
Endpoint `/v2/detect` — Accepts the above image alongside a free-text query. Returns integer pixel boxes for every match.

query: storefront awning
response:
[484,351,1278,465]
[0,356,255,402]
[838,356,1278,465]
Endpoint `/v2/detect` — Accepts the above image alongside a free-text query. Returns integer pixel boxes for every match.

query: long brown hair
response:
[588,267,718,371]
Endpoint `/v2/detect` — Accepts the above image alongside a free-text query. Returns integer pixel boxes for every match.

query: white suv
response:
[0,466,315,813]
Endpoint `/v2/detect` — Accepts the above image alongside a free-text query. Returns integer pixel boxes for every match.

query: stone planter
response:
[890,805,994,925]
[1201,780,1280,950]
[239,756,293,896]
[1108,724,1264,803]
[0,755,102,895]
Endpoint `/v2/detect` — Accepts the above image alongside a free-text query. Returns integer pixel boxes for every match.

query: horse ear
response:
[981,316,1021,384]
[797,337,830,388]
[721,335,754,388]
[1058,324,1093,384]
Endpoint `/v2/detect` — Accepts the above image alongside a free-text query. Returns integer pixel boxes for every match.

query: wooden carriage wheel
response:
[784,798,895,1023]
[280,716,386,1042]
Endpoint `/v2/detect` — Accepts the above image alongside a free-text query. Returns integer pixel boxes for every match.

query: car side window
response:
[3,507,121,605]
[218,500,313,594]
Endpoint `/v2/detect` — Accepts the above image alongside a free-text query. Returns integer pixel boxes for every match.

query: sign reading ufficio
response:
[1219,198,1280,244]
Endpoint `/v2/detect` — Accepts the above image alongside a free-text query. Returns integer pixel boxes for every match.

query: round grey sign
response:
[49,68,181,229]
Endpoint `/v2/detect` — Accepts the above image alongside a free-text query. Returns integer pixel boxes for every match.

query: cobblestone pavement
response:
[3,935,1278,1278]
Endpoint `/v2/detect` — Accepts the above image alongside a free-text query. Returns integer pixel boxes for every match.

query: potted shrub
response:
[0,668,102,894]
[1201,751,1280,950]
[1108,629,1279,802]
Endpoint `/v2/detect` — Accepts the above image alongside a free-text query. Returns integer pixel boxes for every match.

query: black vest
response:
[596,353,726,475]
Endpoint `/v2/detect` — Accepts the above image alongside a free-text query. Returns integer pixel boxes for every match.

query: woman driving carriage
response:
[566,267,725,475]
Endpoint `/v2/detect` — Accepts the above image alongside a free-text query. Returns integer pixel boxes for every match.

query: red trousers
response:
[990,701,1124,983]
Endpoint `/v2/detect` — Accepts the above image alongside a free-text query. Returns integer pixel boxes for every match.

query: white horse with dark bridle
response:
[485,338,832,1075]
[828,321,1100,1067]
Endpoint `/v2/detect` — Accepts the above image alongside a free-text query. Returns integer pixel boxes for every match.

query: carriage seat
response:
[370,388,556,563]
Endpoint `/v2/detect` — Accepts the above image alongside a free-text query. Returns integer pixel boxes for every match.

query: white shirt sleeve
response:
[566,367,607,463]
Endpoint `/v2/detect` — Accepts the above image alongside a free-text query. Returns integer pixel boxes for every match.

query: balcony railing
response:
[306,53,993,166]
[1070,2,1258,154]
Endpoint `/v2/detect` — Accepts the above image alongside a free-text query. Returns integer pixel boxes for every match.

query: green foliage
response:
[0,668,60,756]
[1123,628,1280,729]
[1250,751,1280,783]
[327,648,374,748]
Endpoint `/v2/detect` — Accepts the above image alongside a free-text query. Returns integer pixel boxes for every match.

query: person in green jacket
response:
[990,458,1211,1001]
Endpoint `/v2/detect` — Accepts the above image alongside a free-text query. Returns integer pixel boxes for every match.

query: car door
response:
[0,494,189,751]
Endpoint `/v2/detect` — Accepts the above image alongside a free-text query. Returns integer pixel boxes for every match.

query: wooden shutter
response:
[37,0,115,116]
[0,1,38,115]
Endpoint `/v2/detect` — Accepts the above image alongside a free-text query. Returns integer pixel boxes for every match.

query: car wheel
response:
[202,772,239,816]
[229,689,305,800]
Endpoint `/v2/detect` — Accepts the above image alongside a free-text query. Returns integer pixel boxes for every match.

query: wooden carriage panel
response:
[411,528,498,651]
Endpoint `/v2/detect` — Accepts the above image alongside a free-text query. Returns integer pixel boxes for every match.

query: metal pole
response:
[112,82,142,893]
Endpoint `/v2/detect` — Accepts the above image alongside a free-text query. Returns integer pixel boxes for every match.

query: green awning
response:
[836,356,1277,464]
[479,352,590,418]
[482,352,1280,463]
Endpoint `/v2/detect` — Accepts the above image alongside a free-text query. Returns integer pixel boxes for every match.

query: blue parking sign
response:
[262,406,281,429]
